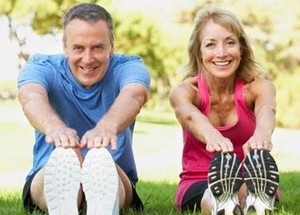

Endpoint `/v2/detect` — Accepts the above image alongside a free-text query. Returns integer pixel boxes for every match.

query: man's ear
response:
[62,39,69,57]
[109,46,114,57]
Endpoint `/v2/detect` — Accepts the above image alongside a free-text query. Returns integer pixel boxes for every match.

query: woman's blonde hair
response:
[181,6,263,82]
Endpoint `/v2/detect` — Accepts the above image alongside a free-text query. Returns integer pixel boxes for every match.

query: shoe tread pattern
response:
[208,152,243,197]
[81,148,119,215]
[208,152,244,215]
[244,149,279,197]
[44,147,81,215]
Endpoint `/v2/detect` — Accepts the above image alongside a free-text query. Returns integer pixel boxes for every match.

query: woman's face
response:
[63,19,114,89]
[200,20,242,79]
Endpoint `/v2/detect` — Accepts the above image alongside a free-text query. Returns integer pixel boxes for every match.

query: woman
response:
[169,6,279,215]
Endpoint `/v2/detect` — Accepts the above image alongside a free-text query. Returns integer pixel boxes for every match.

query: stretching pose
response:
[169,6,279,215]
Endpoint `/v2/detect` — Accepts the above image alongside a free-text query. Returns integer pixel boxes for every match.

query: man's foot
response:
[82,148,119,215]
[44,147,81,215]
[208,152,244,215]
[243,149,279,215]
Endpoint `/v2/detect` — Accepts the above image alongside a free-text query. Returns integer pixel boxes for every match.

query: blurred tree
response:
[0,0,97,68]
[113,12,185,109]
[0,0,299,127]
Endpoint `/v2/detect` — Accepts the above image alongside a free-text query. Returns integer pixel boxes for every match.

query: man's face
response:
[63,19,114,89]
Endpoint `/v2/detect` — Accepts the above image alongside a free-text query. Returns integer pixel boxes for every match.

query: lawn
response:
[1,102,300,214]
[1,172,300,214]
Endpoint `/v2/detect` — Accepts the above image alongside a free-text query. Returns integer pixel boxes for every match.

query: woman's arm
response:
[169,79,233,153]
[243,78,276,154]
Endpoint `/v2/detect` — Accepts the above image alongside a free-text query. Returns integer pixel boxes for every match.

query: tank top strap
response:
[197,73,210,114]
[234,77,244,102]
[234,77,255,120]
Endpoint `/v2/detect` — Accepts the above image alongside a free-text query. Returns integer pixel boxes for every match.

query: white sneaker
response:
[243,149,279,215]
[44,147,81,215]
[208,152,243,215]
[82,148,119,215]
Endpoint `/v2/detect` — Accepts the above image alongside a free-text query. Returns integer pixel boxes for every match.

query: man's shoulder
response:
[28,53,66,66]
[111,54,144,66]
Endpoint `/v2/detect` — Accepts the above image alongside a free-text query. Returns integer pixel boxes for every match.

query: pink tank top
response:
[175,74,256,208]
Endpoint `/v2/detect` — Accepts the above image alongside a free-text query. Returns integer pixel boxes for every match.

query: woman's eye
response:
[205,43,214,48]
[227,40,235,46]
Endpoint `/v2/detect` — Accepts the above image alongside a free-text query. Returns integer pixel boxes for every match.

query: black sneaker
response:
[208,152,244,215]
[243,149,279,215]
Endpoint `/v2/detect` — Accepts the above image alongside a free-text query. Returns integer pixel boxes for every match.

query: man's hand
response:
[80,124,117,150]
[45,125,80,148]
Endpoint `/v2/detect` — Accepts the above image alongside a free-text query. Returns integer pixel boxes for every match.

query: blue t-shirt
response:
[18,53,151,184]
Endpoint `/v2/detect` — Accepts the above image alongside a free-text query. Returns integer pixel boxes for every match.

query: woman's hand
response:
[242,130,273,155]
[206,132,234,153]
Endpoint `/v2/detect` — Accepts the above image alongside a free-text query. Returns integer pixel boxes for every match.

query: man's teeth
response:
[83,67,94,71]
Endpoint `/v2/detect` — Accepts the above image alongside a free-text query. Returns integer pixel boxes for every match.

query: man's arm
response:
[80,83,148,149]
[18,83,80,148]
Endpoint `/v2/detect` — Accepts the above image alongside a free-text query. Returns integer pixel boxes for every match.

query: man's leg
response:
[116,165,132,208]
[82,148,119,215]
[30,148,83,214]
[82,147,144,215]
[30,168,47,211]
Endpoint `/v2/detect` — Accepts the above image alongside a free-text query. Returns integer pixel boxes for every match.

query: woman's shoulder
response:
[173,76,198,92]
[245,77,274,92]
[170,76,199,103]
[244,77,275,103]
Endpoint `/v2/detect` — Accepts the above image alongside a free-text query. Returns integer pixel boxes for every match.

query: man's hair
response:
[62,3,114,45]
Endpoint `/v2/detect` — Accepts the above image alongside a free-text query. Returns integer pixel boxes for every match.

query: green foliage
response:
[112,10,185,107]
[275,72,300,128]
[1,0,300,127]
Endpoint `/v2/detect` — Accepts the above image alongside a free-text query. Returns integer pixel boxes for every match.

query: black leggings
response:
[181,181,208,212]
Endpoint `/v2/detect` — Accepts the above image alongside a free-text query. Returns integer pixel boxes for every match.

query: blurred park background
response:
[0,0,300,188]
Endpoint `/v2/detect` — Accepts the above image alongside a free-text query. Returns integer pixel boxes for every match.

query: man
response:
[18,3,150,215]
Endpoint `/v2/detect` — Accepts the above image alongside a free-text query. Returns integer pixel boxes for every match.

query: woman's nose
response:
[216,44,228,57]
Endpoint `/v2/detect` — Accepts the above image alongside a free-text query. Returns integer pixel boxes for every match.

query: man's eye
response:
[73,46,82,50]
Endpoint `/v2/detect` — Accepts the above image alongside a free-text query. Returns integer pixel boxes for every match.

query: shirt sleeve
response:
[113,55,151,91]
[17,54,55,91]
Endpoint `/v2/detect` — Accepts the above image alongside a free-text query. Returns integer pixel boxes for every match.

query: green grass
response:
[1,172,300,214]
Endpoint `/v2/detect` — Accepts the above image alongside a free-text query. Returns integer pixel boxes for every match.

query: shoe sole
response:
[44,147,81,215]
[244,149,279,196]
[82,148,119,215]
[243,149,279,214]
[208,152,244,215]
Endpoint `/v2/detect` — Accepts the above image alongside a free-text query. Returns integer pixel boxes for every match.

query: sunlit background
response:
[0,0,299,188]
